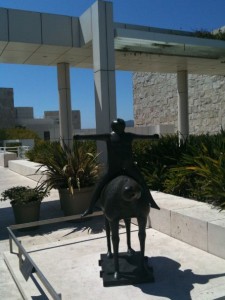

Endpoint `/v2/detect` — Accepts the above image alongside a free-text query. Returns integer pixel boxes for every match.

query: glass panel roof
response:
[114,28,225,60]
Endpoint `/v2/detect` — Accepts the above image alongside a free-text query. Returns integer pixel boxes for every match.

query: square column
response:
[57,63,73,148]
[177,70,189,141]
[91,0,117,134]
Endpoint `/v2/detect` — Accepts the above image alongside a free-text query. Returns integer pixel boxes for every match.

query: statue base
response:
[99,251,154,287]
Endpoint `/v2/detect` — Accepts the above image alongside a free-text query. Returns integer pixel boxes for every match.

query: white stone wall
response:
[133,72,225,134]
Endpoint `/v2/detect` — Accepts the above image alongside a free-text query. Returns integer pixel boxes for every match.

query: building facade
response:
[0,88,81,141]
[133,73,225,135]
[0,88,15,129]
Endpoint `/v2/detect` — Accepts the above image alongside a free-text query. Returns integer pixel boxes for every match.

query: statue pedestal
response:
[99,251,154,287]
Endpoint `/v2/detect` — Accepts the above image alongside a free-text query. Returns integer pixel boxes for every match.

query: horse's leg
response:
[110,220,120,279]
[124,218,135,255]
[137,216,149,275]
[105,217,112,258]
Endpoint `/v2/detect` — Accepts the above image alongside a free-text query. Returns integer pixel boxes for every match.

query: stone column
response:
[177,70,189,140]
[57,63,73,148]
[91,1,117,163]
[91,1,117,133]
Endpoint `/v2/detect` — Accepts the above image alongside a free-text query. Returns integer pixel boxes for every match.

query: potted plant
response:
[37,140,101,216]
[0,186,49,225]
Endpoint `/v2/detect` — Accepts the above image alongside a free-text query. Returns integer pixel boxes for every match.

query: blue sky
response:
[1,0,225,128]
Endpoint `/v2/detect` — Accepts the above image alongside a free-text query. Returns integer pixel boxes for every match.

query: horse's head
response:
[122,177,142,202]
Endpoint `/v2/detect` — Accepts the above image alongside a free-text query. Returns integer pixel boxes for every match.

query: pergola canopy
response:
[0,1,225,145]
[0,7,225,75]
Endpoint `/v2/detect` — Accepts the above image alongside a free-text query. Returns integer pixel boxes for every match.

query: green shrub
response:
[27,132,225,210]
[26,140,58,163]
[132,131,225,210]
[165,144,225,209]
[0,127,40,141]
[0,186,49,205]
[194,29,225,41]
[133,134,187,190]
[164,133,225,210]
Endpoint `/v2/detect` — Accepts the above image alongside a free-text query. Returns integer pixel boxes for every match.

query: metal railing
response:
[0,146,30,159]
[7,211,103,299]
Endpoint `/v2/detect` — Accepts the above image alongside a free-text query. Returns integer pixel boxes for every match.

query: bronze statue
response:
[74,118,160,216]
[74,118,157,284]
[99,175,152,280]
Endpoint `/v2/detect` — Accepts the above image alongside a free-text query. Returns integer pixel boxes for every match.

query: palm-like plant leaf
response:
[37,140,100,194]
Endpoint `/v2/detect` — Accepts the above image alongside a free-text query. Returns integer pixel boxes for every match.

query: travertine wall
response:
[133,72,225,134]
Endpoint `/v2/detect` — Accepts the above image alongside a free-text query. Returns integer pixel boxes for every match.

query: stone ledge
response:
[0,152,17,167]
[8,160,47,182]
[150,191,225,260]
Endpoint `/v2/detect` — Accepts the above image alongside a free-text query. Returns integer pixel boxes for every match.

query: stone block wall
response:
[133,72,225,135]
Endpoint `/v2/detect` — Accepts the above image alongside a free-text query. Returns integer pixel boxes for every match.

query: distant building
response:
[15,107,33,119]
[0,88,81,141]
[125,120,134,127]
[44,110,81,132]
[0,88,15,129]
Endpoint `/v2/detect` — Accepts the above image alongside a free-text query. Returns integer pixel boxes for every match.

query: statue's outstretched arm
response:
[73,134,109,141]
[130,133,159,140]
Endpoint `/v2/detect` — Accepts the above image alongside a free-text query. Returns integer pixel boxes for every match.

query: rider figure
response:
[74,118,160,215]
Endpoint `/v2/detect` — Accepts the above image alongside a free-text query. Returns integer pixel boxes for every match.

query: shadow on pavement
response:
[136,256,225,300]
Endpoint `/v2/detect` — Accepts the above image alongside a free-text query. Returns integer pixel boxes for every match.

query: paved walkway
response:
[0,166,64,299]
[1,166,225,299]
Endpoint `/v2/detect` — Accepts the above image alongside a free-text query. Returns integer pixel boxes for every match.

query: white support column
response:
[57,63,73,148]
[177,70,189,141]
[91,1,117,134]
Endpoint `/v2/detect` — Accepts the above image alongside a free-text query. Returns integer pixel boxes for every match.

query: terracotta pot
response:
[12,201,41,225]
[59,187,94,216]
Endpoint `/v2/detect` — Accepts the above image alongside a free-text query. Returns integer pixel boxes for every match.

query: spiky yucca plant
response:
[38,140,100,194]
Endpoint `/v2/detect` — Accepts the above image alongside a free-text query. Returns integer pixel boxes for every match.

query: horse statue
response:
[98,175,152,280]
